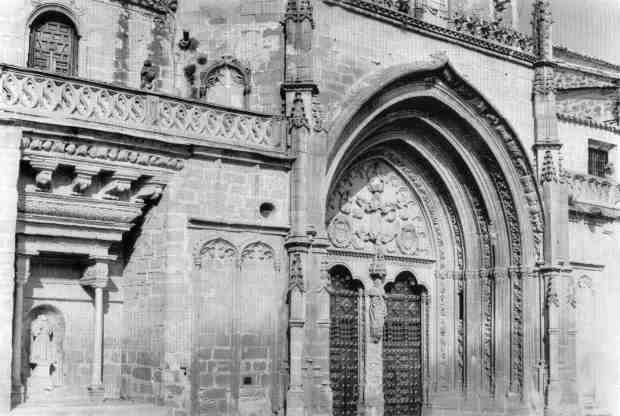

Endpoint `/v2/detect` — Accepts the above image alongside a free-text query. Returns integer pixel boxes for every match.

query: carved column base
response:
[286,387,305,416]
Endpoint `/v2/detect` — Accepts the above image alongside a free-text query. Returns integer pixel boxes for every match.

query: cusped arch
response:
[240,241,277,266]
[323,57,544,268]
[193,238,237,269]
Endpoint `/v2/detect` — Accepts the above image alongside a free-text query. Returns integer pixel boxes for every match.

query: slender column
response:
[11,255,31,404]
[285,243,308,416]
[0,125,22,413]
[464,270,481,397]
[493,267,510,398]
[80,261,109,398]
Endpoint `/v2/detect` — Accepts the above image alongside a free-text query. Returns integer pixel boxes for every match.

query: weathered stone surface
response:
[1,1,620,416]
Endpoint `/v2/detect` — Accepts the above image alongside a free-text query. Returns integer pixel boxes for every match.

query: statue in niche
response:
[27,312,62,397]
[368,277,387,343]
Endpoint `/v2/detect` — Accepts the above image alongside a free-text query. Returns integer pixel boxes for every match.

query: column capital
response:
[79,261,109,289]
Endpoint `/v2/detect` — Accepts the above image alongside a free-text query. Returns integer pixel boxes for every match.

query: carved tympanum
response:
[327,159,431,256]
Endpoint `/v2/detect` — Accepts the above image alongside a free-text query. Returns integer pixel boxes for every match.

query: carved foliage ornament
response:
[327,159,431,257]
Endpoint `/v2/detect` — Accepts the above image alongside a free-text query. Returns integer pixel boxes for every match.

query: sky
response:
[519,0,620,66]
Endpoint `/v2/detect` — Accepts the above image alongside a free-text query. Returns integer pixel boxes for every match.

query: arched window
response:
[28,10,78,75]
[199,56,250,109]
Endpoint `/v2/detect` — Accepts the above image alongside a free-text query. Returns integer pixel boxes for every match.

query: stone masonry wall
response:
[569,216,620,416]
[314,2,536,160]
[121,155,290,416]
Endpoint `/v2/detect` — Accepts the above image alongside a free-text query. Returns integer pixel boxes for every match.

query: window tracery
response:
[198,56,251,109]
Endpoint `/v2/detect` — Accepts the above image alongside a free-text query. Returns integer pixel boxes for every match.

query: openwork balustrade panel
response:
[0,66,283,152]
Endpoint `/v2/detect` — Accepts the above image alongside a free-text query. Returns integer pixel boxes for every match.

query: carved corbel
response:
[98,171,139,200]
[79,261,109,289]
[72,166,101,195]
[28,160,58,192]
[131,179,165,203]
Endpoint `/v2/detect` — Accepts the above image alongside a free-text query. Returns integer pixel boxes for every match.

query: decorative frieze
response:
[323,0,536,63]
[451,13,534,54]
[112,0,178,14]
[0,65,283,152]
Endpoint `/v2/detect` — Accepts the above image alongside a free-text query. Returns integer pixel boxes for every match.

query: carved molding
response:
[112,0,178,14]
[323,0,536,63]
[439,63,542,264]
[18,191,143,227]
[21,135,185,171]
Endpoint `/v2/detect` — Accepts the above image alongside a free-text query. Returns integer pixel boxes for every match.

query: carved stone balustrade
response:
[566,171,620,217]
[0,64,284,154]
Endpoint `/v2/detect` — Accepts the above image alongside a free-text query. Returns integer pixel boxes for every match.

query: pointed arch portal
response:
[322,59,545,413]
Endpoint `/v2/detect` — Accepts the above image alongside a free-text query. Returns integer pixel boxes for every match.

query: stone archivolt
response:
[326,158,432,258]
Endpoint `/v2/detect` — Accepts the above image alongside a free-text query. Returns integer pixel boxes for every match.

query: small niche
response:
[259,202,275,218]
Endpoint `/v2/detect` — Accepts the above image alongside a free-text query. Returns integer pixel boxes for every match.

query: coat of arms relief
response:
[327,159,432,257]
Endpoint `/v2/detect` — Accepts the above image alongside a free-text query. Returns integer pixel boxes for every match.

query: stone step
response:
[10,402,172,416]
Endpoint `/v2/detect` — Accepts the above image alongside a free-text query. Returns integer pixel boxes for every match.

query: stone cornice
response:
[18,191,144,230]
[554,45,620,76]
[323,0,536,66]
[557,113,620,134]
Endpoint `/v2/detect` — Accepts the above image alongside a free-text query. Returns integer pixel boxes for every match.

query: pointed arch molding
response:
[325,58,544,267]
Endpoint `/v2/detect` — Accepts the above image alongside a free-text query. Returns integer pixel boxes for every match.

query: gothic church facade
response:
[0,0,618,415]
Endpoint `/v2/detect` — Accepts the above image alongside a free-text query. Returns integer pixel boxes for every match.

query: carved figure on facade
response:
[327,159,431,256]
[140,60,158,91]
[368,277,386,343]
[289,252,305,294]
[27,312,63,397]
[288,92,310,133]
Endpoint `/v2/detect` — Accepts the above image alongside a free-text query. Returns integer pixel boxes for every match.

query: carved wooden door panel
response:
[330,277,360,416]
[383,281,422,416]
[29,17,76,75]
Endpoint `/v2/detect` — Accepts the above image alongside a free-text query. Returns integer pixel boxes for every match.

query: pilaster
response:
[0,125,22,414]
[282,2,322,414]
[532,2,577,414]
